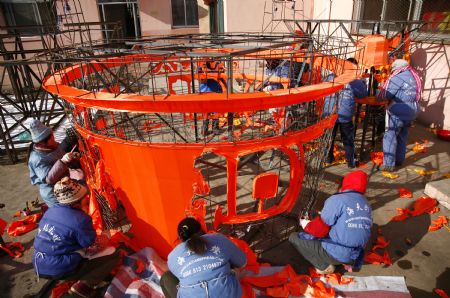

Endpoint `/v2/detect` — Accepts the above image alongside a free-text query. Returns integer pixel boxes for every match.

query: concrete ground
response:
[0,123,449,297]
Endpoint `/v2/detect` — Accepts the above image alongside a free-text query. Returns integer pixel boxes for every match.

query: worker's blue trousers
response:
[383,112,411,167]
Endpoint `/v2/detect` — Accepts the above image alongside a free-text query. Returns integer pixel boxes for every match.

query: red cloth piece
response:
[7,213,42,236]
[372,235,390,251]
[391,197,438,221]
[435,289,450,298]
[341,170,368,194]
[398,188,413,198]
[392,208,411,221]
[312,280,336,298]
[309,267,353,286]
[135,259,145,274]
[428,216,449,232]
[410,196,438,216]
[370,152,384,166]
[241,265,312,298]
[364,251,391,265]
[0,218,7,234]
[0,242,25,258]
[51,281,76,298]
[305,216,330,238]
[364,229,391,266]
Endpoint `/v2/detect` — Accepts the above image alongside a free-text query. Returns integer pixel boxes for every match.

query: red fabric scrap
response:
[428,216,449,232]
[241,265,314,298]
[372,234,390,251]
[364,250,392,265]
[364,229,392,266]
[391,197,438,221]
[370,152,384,166]
[435,289,450,298]
[7,213,42,236]
[0,218,7,234]
[308,267,353,285]
[398,188,413,198]
[135,259,145,274]
[0,242,25,258]
[51,281,76,298]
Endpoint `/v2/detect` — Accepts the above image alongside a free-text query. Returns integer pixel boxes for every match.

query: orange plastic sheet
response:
[364,229,392,266]
[51,281,76,298]
[371,152,384,166]
[7,213,42,237]
[392,196,438,221]
[398,188,413,198]
[428,216,449,232]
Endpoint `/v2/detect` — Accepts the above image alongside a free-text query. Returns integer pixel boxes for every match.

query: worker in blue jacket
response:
[326,59,368,167]
[379,59,421,172]
[28,119,79,206]
[33,177,118,297]
[161,217,247,298]
[289,170,372,274]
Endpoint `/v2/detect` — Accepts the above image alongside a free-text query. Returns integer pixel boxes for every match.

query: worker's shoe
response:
[379,165,395,172]
[348,160,359,168]
[315,264,335,275]
[69,281,96,298]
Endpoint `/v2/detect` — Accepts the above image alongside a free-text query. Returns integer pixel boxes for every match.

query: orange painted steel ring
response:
[43,52,354,258]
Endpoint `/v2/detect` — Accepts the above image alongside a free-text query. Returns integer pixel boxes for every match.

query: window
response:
[354,0,450,34]
[1,0,56,35]
[420,0,450,34]
[171,0,199,27]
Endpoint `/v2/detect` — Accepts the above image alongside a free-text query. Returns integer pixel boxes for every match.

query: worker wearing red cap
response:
[289,170,372,274]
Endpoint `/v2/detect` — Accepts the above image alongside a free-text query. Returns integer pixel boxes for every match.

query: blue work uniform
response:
[28,145,65,206]
[382,69,419,167]
[168,233,246,298]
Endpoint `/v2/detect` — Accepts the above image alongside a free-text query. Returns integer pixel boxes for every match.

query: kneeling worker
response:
[161,217,247,298]
[33,177,118,297]
[289,170,372,274]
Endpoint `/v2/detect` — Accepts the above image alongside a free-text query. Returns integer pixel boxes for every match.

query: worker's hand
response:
[300,218,311,229]
[61,152,80,164]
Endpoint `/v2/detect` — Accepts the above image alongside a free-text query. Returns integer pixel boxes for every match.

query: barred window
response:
[355,0,450,34]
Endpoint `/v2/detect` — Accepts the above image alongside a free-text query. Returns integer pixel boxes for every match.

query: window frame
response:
[0,0,56,36]
[352,0,449,39]
[171,0,199,28]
